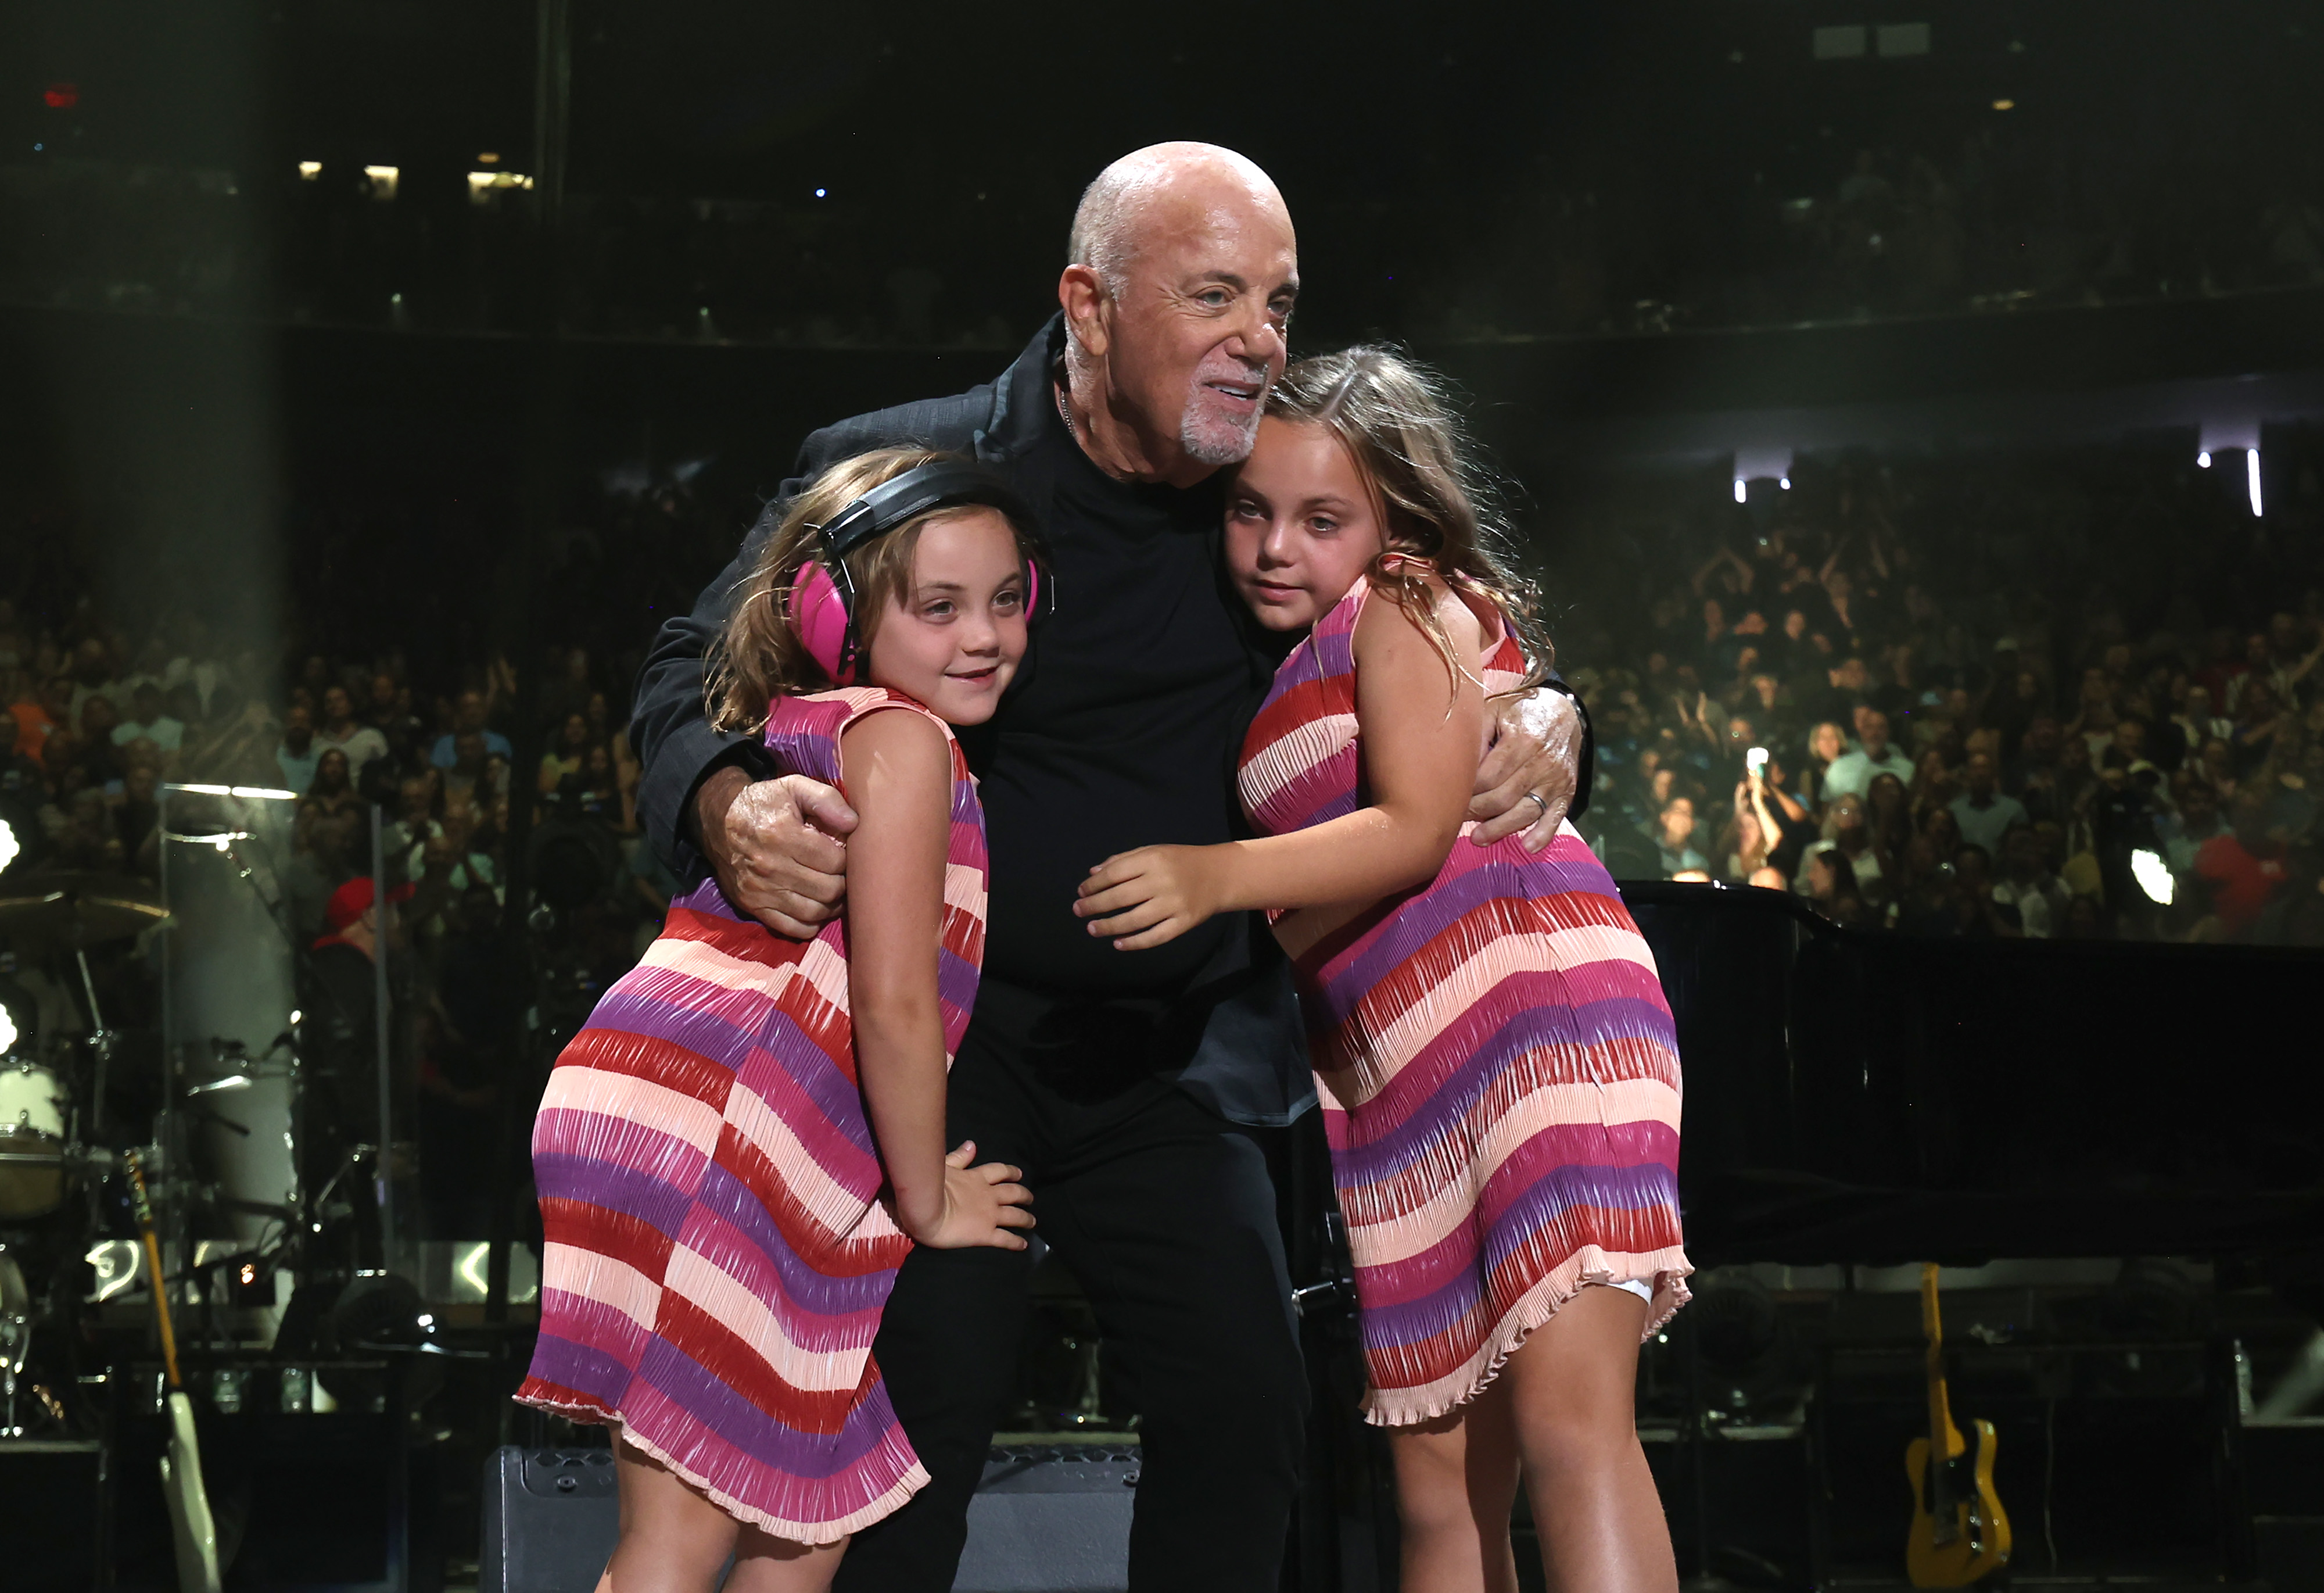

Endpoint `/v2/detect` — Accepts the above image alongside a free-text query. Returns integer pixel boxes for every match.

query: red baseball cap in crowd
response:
[324,876,417,932]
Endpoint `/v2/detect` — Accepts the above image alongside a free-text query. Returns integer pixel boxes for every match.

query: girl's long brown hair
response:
[705,447,1031,735]
[1263,346,1552,695]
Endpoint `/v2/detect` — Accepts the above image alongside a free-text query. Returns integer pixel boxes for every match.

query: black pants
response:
[833,995,1308,1592]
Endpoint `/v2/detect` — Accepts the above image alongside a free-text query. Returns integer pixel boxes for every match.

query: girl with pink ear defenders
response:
[520,448,1048,1570]
[785,459,1047,683]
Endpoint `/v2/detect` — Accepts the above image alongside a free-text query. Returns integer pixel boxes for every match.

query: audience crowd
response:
[1551,434,2324,947]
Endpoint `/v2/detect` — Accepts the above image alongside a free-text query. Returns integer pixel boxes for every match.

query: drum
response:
[0,1057,69,1219]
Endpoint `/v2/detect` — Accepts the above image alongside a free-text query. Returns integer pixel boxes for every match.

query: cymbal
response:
[0,871,171,947]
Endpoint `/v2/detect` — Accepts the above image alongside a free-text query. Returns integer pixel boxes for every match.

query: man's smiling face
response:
[1102,173,1298,470]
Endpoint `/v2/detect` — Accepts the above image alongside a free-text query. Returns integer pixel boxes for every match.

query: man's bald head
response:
[1055,143,1299,485]
[1067,142,1286,295]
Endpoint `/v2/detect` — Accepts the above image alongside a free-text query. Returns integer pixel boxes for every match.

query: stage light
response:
[2248,449,2263,517]
[477,152,500,164]
[298,161,321,180]
[814,187,827,199]
[0,1005,16,1054]
[43,83,78,110]
[0,816,17,872]
[362,164,399,201]
[468,170,533,204]
[2131,849,2174,905]
[2197,451,2211,468]
[1779,477,1791,490]
[1733,480,1748,504]
[1992,98,2015,111]
[164,783,295,801]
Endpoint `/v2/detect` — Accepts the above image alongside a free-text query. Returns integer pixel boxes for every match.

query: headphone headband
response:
[817,461,1038,563]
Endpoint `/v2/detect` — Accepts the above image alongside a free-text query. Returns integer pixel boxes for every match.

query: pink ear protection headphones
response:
[783,460,1049,685]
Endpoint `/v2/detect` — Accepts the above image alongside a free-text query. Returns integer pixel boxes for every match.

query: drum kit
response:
[0,853,397,1443]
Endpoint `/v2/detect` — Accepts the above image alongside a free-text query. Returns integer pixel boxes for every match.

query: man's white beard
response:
[1181,400,1263,467]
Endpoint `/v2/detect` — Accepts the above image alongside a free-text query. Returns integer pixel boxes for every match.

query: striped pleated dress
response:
[1238,575,1690,1427]
[516,687,987,1542]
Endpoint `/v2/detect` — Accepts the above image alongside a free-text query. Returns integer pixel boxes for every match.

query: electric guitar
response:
[124,1150,224,1593]
[1905,1262,2010,1588]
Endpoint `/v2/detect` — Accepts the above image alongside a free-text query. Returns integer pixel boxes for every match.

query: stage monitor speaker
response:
[482,1447,619,1593]
[481,1442,1137,1592]
[953,1445,1136,1593]
[0,1439,103,1592]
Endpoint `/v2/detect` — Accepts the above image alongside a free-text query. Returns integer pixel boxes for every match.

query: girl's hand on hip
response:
[909,1142,1035,1251]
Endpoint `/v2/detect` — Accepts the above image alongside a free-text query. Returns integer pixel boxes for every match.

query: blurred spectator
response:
[1949,751,2029,856]
[430,690,512,769]
[2193,791,2290,938]
[1802,844,1868,927]
[1822,710,1915,800]
[1797,721,1849,809]
[1654,796,1709,878]
[382,773,444,860]
[1952,844,2019,938]
[315,684,390,774]
[1991,824,2070,939]
[111,682,184,760]
[538,712,594,795]
[368,672,427,767]
[1817,792,1890,903]
[66,639,121,731]
[276,704,322,794]
[296,748,366,879]
[10,679,70,768]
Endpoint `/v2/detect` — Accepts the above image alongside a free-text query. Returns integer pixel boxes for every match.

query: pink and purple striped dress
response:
[516,687,986,1542]
[1238,575,1690,1427]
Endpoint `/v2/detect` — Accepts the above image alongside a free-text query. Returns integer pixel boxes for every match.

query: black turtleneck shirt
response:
[960,398,1285,997]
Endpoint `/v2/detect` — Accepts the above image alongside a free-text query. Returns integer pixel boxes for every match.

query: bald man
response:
[629,143,1590,1588]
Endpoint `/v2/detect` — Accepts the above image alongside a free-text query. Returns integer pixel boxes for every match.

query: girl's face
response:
[863,509,1030,726]
[1225,417,1386,633]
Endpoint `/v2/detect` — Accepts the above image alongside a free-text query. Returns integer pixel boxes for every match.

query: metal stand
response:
[371,807,396,1270]
[74,949,113,1145]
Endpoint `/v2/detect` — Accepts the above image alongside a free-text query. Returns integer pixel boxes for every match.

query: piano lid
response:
[1623,881,2324,1267]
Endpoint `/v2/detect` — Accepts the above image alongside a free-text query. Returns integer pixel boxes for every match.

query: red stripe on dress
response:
[558,1026,739,1111]
[654,1291,869,1437]
[540,1197,677,1279]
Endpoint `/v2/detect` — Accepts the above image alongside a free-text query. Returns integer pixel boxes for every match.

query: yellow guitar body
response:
[1904,1263,2010,1588]
[1905,1418,2011,1587]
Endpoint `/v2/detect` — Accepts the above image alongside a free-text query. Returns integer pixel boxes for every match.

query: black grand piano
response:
[1623,880,2324,1268]
[1287,885,2324,1591]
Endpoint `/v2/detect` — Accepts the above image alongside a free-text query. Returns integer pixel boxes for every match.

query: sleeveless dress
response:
[515,687,987,1542]
[1237,575,1691,1427]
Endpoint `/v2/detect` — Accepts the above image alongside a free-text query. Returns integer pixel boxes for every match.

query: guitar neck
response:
[1920,1263,1963,1462]
[125,1154,185,1392]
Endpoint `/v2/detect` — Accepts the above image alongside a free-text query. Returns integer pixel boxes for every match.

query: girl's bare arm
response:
[842,710,1030,1250]
[1077,585,1487,954]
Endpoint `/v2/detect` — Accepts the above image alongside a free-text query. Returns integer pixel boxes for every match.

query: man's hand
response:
[694,766,856,937]
[1075,844,1227,950]
[1469,688,1583,851]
